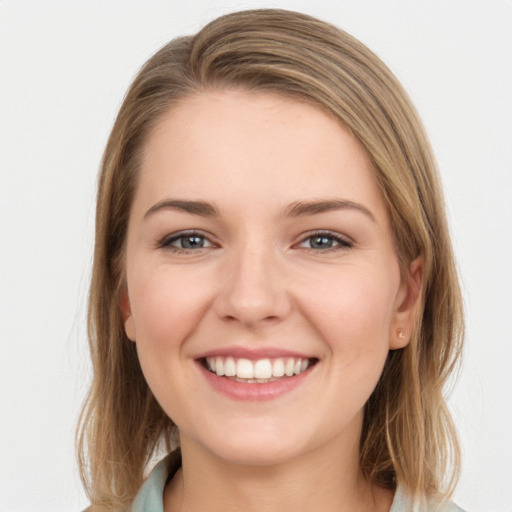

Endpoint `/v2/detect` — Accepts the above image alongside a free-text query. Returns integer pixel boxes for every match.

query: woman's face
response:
[123,90,418,466]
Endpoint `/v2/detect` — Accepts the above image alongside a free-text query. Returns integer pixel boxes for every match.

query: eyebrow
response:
[283,199,376,222]
[143,198,375,222]
[144,199,219,219]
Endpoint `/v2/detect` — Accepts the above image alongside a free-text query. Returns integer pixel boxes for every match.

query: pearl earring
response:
[398,329,406,340]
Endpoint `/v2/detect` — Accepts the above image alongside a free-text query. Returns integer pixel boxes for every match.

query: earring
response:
[398,329,406,340]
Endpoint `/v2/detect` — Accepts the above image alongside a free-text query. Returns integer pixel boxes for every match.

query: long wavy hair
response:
[77,9,464,510]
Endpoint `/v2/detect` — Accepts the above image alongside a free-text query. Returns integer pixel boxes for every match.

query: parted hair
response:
[77,9,464,510]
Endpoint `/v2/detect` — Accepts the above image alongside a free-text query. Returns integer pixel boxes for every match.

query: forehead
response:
[136,89,387,221]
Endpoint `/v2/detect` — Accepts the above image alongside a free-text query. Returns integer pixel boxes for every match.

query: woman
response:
[77,9,465,511]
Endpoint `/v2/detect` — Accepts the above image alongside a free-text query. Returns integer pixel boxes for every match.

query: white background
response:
[1,1,511,511]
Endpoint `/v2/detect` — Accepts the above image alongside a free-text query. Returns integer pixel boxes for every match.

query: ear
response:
[120,288,136,342]
[389,256,423,350]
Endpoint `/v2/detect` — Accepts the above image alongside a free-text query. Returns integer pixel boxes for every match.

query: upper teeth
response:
[206,357,310,379]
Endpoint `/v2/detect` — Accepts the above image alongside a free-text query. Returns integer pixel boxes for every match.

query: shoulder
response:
[391,487,468,512]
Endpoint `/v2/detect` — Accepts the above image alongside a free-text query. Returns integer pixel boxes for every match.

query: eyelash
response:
[158,230,215,254]
[296,230,353,252]
[158,230,353,254]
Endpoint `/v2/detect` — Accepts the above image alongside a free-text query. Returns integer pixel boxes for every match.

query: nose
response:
[213,244,292,329]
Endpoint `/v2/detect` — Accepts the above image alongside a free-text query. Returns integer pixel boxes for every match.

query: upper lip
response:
[195,346,315,361]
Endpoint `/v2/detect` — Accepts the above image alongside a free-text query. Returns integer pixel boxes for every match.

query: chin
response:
[186,419,310,467]
[214,439,304,467]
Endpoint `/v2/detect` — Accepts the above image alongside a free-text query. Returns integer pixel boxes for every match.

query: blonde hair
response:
[77,9,464,509]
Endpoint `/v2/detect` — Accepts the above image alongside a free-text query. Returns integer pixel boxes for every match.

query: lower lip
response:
[198,362,315,401]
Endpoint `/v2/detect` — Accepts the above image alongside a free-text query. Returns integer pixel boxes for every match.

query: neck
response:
[163,429,393,512]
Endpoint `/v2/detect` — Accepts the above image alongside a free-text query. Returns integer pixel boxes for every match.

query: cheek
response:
[302,264,399,360]
[128,264,213,354]
[127,264,215,419]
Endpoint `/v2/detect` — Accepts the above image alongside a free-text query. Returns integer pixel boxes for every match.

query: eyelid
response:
[156,229,353,253]
[157,229,217,251]
[294,229,354,251]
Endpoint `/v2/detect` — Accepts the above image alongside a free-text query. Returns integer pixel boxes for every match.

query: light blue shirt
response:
[128,452,467,512]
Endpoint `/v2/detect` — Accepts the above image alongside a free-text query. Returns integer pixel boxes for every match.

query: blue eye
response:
[298,232,352,251]
[161,231,213,251]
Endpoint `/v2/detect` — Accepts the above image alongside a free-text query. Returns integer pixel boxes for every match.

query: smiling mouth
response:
[201,356,318,383]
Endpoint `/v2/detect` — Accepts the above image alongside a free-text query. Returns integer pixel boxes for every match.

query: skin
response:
[122,89,422,512]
